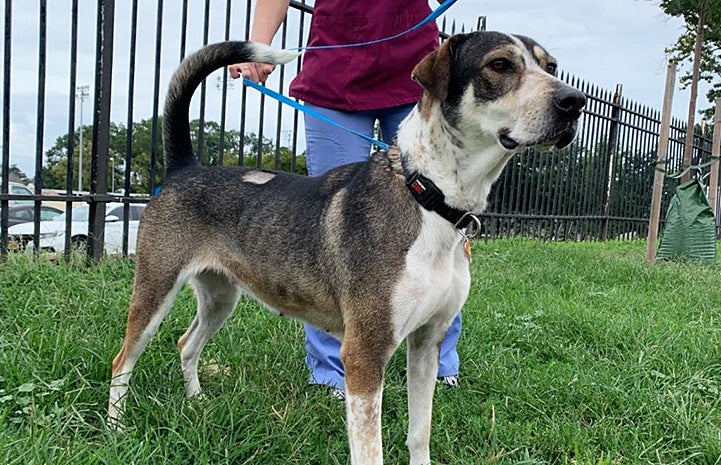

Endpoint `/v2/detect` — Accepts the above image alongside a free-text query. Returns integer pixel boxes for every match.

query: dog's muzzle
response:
[550,85,586,149]
[553,86,586,120]
[499,85,586,151]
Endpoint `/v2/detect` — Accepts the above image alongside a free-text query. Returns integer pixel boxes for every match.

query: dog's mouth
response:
[498,123,578,151]
[499,132,519,150]
[554,128,576,149]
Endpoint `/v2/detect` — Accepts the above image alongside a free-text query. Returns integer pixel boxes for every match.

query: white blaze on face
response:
[482,36,561,148]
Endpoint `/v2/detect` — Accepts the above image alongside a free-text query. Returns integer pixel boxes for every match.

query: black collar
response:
[405,172,478,230]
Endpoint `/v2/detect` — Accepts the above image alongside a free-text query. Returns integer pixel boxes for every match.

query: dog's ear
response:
[412,35,460,101]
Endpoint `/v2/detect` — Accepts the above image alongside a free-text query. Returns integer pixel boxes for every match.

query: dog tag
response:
[463,238,472,263]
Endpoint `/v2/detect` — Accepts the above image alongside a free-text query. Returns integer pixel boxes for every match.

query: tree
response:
[668,22,721,120]
[659,0,721,177]
[6,164,31,184]
[42,124,123,192]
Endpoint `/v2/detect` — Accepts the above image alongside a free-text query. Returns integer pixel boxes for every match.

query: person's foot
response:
[329,386,346,401]
[437,375,459,388]
[312,383,346,401]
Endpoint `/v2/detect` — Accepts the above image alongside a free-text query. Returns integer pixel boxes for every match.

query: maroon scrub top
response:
[289,0,440,111]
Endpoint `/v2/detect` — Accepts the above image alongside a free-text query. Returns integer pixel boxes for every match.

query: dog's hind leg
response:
[405,318,449,465]
[341,322,394,465]
[108,259,186,426]
[178,270,240,398]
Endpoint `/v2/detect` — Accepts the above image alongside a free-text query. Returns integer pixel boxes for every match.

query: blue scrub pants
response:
[303,102,462,391]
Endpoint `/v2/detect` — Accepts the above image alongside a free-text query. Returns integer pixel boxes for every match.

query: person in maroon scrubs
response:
[230,0,461,399]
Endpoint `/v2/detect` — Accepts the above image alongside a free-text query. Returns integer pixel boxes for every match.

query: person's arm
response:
[229,0,291,83]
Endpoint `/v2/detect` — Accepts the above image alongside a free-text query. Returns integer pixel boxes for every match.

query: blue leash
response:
[244,78,392,151]
[242,0,461,151]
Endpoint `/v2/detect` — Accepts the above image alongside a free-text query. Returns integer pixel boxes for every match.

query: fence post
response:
[88,0,114,261]
[0,0,12,261]
[645,63,676,266]
[601,84,623,241]
[708,97,721,236]
[32,0,47,255]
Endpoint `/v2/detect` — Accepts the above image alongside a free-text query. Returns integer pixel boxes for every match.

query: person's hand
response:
[229,62,276,83]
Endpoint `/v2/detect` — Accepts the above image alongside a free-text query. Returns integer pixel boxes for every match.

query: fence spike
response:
[577,75,586,93]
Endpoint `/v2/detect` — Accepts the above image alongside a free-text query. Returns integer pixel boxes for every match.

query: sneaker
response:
[330,387,346,401]
[437,375,459,388]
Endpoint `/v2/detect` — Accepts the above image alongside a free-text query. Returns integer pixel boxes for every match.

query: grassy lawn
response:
[1,239,721,464]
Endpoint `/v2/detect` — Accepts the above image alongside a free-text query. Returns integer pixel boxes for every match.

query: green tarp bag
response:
[657,178,717,264]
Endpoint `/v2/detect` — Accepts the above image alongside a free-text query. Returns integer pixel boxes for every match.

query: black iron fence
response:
[0,0,717,262]
[484,78,717,241]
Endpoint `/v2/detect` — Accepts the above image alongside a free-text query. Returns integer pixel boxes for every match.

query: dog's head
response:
[412,31,585,151]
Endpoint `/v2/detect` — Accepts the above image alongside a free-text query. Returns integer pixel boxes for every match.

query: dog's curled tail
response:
[163,41,298,177]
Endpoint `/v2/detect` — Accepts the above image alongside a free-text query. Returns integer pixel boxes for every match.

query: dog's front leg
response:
[406,321,446,465]
[342,329,389,465]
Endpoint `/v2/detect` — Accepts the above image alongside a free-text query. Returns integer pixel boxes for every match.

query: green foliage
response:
[41,120,305,194]
[5,164,31,184]
[42,125,103,192]
[659,0,721,119]
[241,146,308,175]
[2,240,721,463]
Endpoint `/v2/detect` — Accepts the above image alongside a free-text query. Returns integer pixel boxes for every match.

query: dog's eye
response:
[489,58,513,73]
[546,63,558,75]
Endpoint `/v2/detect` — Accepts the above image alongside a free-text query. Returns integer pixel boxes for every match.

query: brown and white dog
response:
[108,32,585,465]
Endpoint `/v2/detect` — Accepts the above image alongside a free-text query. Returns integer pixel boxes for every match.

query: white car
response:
[8,181,33,205]
[8,202,146,255]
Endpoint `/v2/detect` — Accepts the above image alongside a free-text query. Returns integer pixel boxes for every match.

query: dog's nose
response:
[553,86,586,118]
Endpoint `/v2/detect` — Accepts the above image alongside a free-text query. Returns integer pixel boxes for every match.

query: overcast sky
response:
[2,0,714,177]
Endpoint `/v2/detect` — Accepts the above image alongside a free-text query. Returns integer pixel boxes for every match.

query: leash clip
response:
[455,212,481,239]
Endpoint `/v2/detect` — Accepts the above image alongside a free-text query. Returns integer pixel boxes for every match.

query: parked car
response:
[1,204,63,227]
[8,202,146,255]
[7,181,34,205]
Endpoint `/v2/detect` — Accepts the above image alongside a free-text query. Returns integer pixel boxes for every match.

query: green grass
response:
[1,239,721,464]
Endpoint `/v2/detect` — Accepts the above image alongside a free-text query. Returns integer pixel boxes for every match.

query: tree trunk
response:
[681,7,706,181]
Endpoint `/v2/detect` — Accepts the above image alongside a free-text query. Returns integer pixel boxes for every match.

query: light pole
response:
[76,85,90,192]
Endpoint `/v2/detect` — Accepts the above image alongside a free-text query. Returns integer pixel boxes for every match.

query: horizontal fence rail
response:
[0,0,718,262]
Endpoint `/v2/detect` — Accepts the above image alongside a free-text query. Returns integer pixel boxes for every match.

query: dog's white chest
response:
[391,212,471,342]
